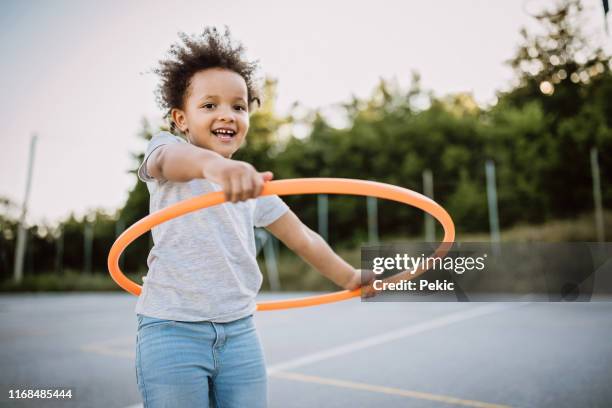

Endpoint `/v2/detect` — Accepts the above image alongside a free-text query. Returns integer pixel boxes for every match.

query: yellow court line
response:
[80,337,135,359]
[81,344,134,359]
[270,371,512,408]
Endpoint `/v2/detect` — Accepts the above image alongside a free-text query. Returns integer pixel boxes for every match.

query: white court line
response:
[123,303,524,408]
[267,303,522,374]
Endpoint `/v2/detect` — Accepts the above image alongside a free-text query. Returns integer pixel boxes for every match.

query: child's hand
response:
[343,269,378,298]
[202,157,273,203]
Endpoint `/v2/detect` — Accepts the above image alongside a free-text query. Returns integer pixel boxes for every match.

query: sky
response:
[1,0,610,226]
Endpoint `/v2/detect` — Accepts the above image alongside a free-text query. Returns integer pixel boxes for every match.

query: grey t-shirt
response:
[135,132,289,322]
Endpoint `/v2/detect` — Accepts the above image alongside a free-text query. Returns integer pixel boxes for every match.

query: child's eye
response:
[234,105,246,111]
[202,103,216,110]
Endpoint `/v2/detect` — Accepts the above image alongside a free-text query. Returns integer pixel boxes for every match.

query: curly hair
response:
[154,26,261,133]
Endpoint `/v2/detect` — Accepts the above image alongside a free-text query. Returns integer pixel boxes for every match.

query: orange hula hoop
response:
[107,178,455,311]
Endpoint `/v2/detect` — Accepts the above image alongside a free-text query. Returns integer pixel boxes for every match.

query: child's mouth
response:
[212,128,236,141]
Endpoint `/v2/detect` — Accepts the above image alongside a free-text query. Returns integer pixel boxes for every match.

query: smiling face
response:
[171,68,250,158]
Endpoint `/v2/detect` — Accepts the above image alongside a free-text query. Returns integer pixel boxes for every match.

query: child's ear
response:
[171,108,188,133]
[248,97,261,114]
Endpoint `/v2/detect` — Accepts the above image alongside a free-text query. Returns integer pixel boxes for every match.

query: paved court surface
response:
[1,293,611,407]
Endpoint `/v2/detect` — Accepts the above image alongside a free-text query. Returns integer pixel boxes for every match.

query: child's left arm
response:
[265,210,374,292]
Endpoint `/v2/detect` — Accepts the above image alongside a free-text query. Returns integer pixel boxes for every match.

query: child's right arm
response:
[147,143,273,202]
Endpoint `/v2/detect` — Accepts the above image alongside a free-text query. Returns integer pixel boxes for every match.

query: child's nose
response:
[217,106,235,122]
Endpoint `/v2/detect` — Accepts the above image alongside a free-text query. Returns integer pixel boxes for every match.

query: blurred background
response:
[1,0,611,292]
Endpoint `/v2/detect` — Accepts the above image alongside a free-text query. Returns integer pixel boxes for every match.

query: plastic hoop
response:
[108,178,455,311]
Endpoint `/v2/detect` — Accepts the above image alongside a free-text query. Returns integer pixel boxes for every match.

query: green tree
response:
[499,0,612,218]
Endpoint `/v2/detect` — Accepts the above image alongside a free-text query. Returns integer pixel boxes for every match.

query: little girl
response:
[135,26,369,407]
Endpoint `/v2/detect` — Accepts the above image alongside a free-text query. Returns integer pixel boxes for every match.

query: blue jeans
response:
[135,314,267,407]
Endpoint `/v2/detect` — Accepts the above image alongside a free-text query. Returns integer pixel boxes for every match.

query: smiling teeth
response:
[214,129,235,135]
